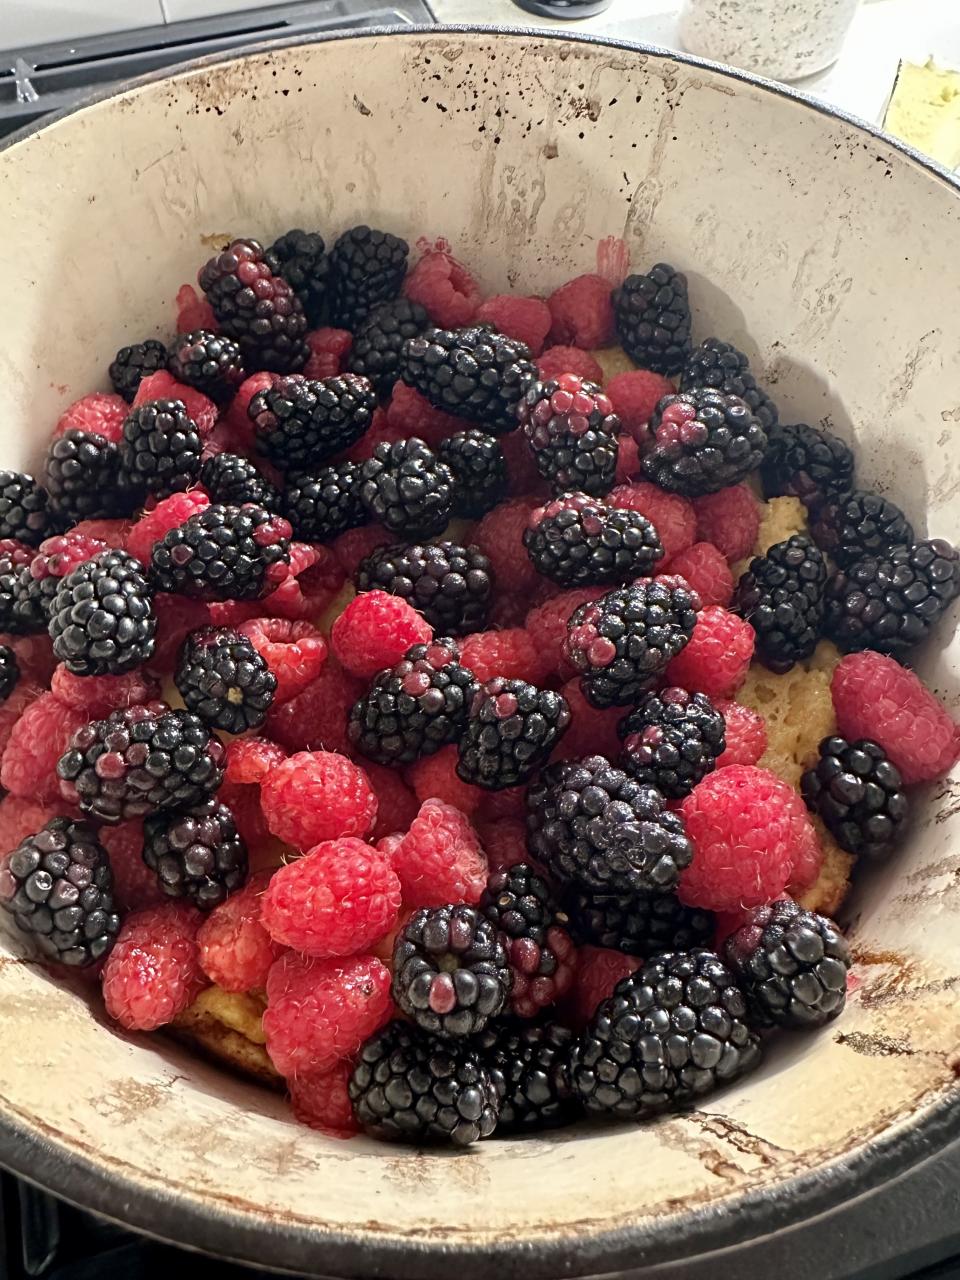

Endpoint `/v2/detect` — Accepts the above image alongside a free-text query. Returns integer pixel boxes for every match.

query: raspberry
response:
[476,295,552,356]
[0,632,56,686]
[525,587,607,679]
[175,283,216,333]
[477,818,530,875]
[101,902,206,1031]
[98,819,164,914]
[289,1061,358,1136]
[218,780,273,852]
[364,762,419,839]
[692,483,760,563]
[715,700,767,768]
[332,526,390,578]
[54,392,128,444]
[238,617,327,703]
[668,541,734,607]
[403,245,482,328]
[263,543,345,623]
[264,661,362,755]
[406,744,482,814]
[788,828,824,895]
[224,736,286,786]
[473,496,541,596]
[537,345,605,384]
[459,628,548,685]
[385,382,465,450]
[263,951,392,1077]
[608,480,696,564]
[133,369,217,437]
[392,798,487,907]
[678,765,817,911]
[606,370,676,437]
[72,520,133,551]
[262,838,401,957]
[1,693,89,802]
[50,666,159,717]
[665,605,754,699]
[551,678,622,761]
[615,434,641,484]
[547,274,615,348]
[260,751,376,850]
[567,945,641,1028]
[330,590,432,680]
[831,651,960,785]
[304,327,353,380]
[376,833,406,860]
[223,372,274,451]
[125,491,210,566]
[0,680,43,756]
[149,593,212,670]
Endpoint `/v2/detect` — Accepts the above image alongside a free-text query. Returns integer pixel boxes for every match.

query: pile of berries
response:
[1,227,957,1150]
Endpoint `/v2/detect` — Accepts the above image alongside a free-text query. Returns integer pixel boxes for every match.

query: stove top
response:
[0,0,434,138]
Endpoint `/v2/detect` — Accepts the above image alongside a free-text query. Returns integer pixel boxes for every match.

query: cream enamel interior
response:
[1,29,960,1278]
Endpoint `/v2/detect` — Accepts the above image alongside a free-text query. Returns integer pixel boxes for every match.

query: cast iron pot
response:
[0,25,959,1280]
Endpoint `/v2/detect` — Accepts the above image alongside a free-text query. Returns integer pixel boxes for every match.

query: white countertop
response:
[429,0,958,130]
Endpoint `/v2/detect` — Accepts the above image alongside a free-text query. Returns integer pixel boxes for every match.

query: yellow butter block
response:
[885,58,960,171]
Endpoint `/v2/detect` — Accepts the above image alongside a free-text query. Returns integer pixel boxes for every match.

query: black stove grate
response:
[0,0,435,137]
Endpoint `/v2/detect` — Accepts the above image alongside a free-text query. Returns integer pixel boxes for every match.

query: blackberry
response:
[347,297,430,398]
[517,374,620,497]
[523,492,663,587]
[167,330,245,403]
[0,818,119,967]
[348,637,478,766]
[0,540,40,635]
[199,452,280,511]
[391,904,511,1038]
[438,430,507,518]
[399,325,537,434]
[457,677,571,790]
[118,399,202,499]
[0,643,19,702]
[824,538,960,655]
[480,864,578,1017]
[566,885,714,956]
[356,540,492,635]
[570,950,761,1117]
[612,263,692,375]
[679,337,779,429]
[618,687,725,798]
[108,338,168,402]
[328,225,409,329]
[801,736,908,860]
[57,704,226,824]
[264,229,329,327]
[48,549,155,676]
[527,755,693,895]
[175,625,276,734]
[149,503,291,601]
[722,899,850,1029]
[760,421,854,509]
[359,436,455,539]
[349,1019,499,1146]
[565,577,700,708]
[44,430,130,522]
[736,534,827,672]
[476,1019,578,1131]
[810,488,914,568]
[282,462,365,542]
[143,800,248,910]
[643,388,768,497]
[249,373,376,473]
[0,471,60,547]
[198,237,308,373]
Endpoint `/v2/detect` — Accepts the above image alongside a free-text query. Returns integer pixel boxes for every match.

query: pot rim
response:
[2,23,960,1278]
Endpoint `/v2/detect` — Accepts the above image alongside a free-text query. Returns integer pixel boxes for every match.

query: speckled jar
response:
[679,0,862,81]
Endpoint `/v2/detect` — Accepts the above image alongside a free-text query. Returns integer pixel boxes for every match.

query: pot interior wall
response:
[0,29,959,1280]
